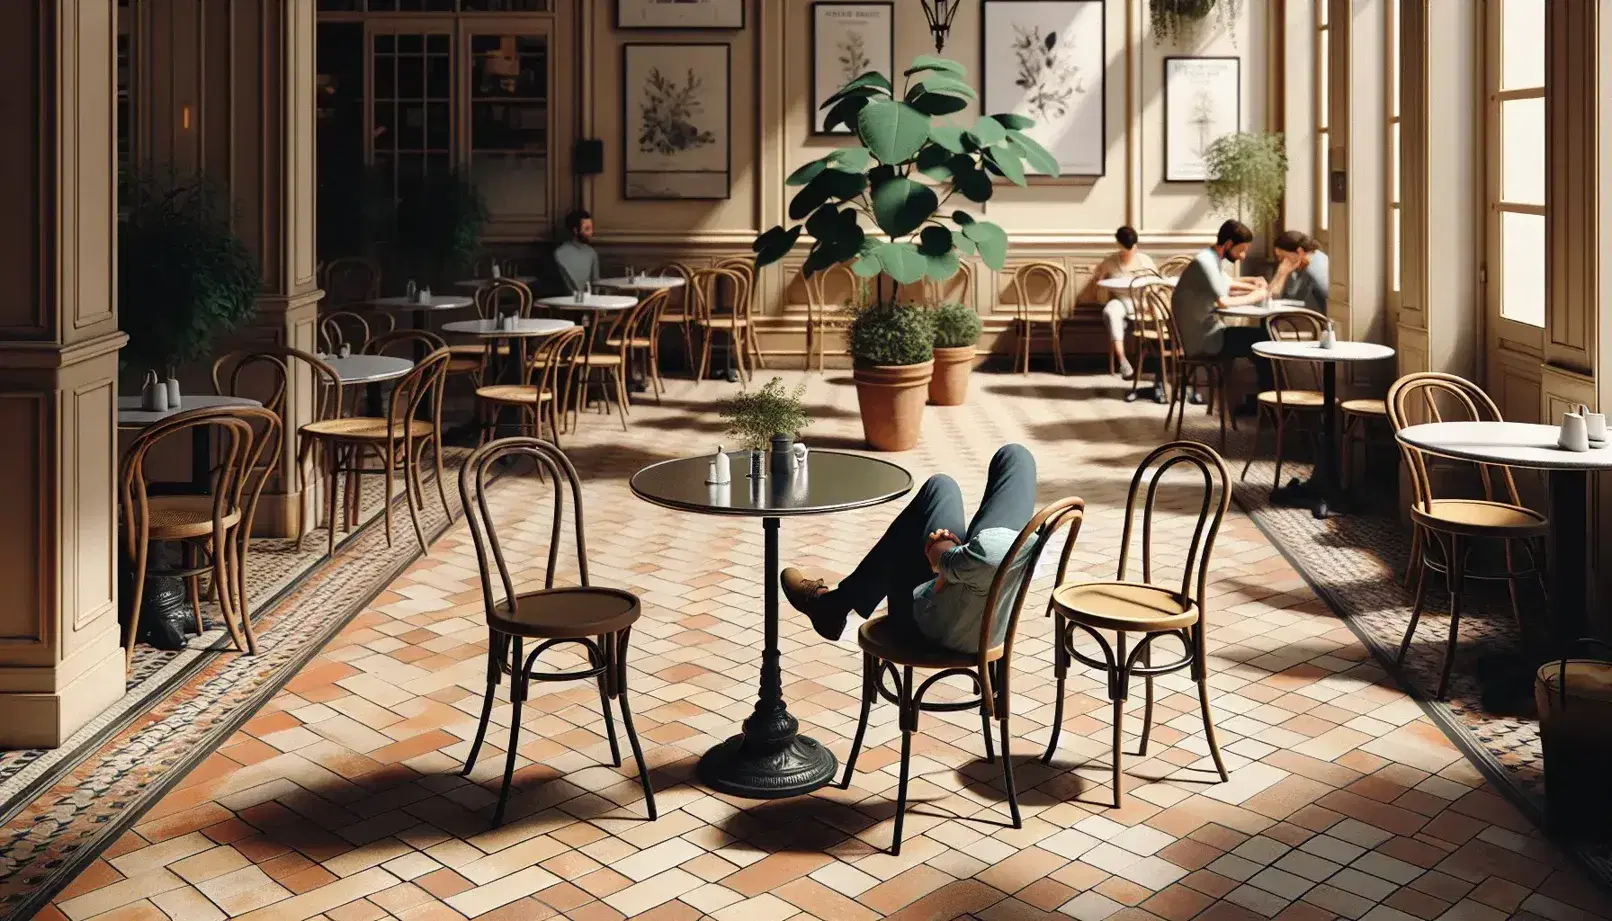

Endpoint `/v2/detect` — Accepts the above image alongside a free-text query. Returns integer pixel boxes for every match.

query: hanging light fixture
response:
[920,0,962,54]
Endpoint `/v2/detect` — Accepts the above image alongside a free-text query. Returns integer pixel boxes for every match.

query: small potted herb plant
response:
[927,301,982,406]
[719,377,812,475]
[846,301,934,450]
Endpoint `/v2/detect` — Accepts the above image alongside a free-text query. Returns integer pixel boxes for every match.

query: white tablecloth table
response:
[324,354,414,416]
[598,275,688,292]
[1097,275,1178,291]
[453,275,537,291]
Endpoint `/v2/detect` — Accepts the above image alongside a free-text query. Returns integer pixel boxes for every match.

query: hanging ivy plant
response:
[1150,0,1244,45]
[1203,131,1288,230]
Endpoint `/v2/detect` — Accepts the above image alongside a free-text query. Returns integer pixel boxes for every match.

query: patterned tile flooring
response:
[37,370,1612,921]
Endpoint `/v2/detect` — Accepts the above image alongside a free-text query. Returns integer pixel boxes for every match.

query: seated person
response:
[553,208,600,293]
[1075,226,1157,380]
[1268,230,1329,315]
[781,444,1035,653]
[1170,219,1274,411]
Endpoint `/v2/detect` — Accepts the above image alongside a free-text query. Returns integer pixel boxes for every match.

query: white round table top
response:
[1396,420,1612,471]
[368,295,475,311]
[537,293,639,310]
[1253,340,1396,363]
[441,317,577,338]
[323,354,413,384]
[1098,275,1178,290]
[1217,300,1309,319]
[117,393,262,427]
[453,276,536,290]
[598,275,688,291]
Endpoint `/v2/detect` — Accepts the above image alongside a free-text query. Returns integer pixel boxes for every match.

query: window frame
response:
[1386,0,1400,308]
[1483,0,1546,351]
[1315,0,1330,244]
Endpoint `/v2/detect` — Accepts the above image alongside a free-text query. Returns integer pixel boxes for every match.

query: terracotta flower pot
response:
[853,360,933,452]
[928,346,976,406]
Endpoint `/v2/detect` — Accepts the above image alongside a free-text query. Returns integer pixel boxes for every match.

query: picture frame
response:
[810,2,895,136]
[981,0,1106,177]
[622,43,732,200]
[1163,56,1241,182]
[616,0,746,31]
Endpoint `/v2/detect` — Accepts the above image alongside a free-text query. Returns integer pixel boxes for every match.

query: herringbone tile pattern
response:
[43,371,1611,921]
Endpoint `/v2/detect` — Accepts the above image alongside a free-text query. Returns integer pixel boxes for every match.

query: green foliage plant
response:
[1203,131,1289,230]
[393,171,490,287]
[118,167,261,371]
[846,300,935,367]
[929,301,982,349]
[751,54,1059,288]
[719,376,812,450]
[1150,0,1244,45]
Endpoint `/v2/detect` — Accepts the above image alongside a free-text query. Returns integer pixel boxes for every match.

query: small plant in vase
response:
[752,53,1057,450]
[718,377,811,477]
[927,301,982,406]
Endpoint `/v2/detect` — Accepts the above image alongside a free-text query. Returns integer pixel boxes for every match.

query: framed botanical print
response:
[811,2,895,135]
[1164,56,1241,182]
[981,0,1106,177]
[622,43,732,200]
[616,0,745,30]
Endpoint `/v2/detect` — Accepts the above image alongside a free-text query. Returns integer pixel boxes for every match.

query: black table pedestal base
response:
[698,731,837,799]
[121,543,204,653]
[1270,476,1342,519]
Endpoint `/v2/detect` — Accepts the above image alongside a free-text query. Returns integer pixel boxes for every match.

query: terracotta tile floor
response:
[44,371,1612,921]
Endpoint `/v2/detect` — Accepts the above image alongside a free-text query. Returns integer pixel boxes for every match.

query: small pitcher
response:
[1560,409,1591,452]
[1581,403,1607,444]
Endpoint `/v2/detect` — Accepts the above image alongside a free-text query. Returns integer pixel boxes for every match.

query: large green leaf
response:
[802,216,866,277]
[785,158,827,187]
[804,204,843,240]
[952,232,977,256]
[751,224,802,267]
[788,169,868,221]
[903,55,966,77]
[954,164,994,202]
[851,252,882,277]
[827,146,872,172]
[871,177,939,239]
[857,100,932,165]
[961,220,1009,270]
[928,123,966,154]
[1006,129,1060,177]
[823,95,871,133]
[952,209,976,225]
[821,71,893,109]
[909,92,970,116]
[915,145,954,182]
[913,75,978,100]
[875,241,927,284]
[991,112,1036,130]
[925,249,960,281]
[968,115,1008,147]
[917,225,953,256]
[985,148,1027,186]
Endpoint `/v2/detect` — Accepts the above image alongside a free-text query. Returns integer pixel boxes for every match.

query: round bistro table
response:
[630,450,912,798]
[597,275,688,292]
[1253,339,1395,519]
[1097,275,1178,291]
[324,353,413,416]
[453,275,537,291]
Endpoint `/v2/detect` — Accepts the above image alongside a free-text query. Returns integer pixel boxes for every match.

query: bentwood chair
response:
[1009,262,1070,375]
[692,265,754,383]
[1387,372,1549,699]
[1124,280,1174,402]
[1163,308,1237,450]
[300,349,452,557]
[1043,442,1232,808]
[319,311,374,356]
[321,256,394,335]
[458,437,657,827]
[1157,254,1194,278]
[605,288,672,402]
[842,498,1087,855]
[1111,267,1166,377]
[1340,397,1390,490]
[923,257,976,307]
[803,263,864,372]
[477,325,587,446]
[653,261,697,371]
[573,294,653,432]
[717,256,768,371]
[1240,309,1327,488]
[448,278,535,383]
[120,405,281,665]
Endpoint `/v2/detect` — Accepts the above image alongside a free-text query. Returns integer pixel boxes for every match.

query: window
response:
[1387,0,1400,296]
[1489,0,1545,329]
[1315,0,1330,238]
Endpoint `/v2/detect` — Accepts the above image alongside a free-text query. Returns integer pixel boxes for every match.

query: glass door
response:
[462,26,552,229]
[366,23,456,203]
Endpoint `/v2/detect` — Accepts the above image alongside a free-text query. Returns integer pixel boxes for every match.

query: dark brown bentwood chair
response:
[319,311,374,356]
[120,405,281,665]
[1124,279,1174,402]
[458,437,657,827]
[842,498,1087,855]
[1043,442,1232,808]
[1387,372,1548,699]
[1163,309,1237,450]
[1240,309,1327,488]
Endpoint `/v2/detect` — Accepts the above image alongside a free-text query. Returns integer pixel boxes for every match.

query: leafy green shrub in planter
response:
[119,168,261,372]
[719,377,812,450]
[1204,132,1288,230]
[929,301,982,349]
[847,301,935,367]
[393,171,490,288]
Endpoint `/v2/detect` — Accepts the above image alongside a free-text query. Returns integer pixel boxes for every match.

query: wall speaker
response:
[574,139,604,175]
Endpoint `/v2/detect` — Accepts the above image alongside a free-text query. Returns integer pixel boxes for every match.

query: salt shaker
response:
[1319,321,1337,350]
[490,259,501,279]
[705,445,731,485]
[792,443,808,470]
[338,343,352,359]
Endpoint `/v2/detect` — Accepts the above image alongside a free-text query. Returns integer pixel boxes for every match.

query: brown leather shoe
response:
[781,567,848,640]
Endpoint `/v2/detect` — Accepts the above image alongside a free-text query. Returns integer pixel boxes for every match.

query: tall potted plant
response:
[119,168,262,392]
[392,171,489,289]
[927,301,982,406]
[752,53,1057,449]
[1203,131,1288,230]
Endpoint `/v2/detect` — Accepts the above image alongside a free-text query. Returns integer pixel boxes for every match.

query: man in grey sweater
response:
[554,209,600,293]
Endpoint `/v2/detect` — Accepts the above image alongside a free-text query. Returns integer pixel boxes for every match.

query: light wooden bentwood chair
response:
[1240,309,1327,488]
[476,325,587,446]
[1157,254,1194,278]
[803,262,863,373]
[1387,372,1548,700]
[1009,262,1069,375]
[692,265,754,382]
[842,498,1087,855]
[458,437,657,827]
[1043,442,1232,808]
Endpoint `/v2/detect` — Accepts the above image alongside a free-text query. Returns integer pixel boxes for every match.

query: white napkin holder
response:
[705,446,731,485]
[1560,409,1591,452]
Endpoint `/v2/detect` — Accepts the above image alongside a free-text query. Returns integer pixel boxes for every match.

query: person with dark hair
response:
[554,208,599,292]
[1170,219,1276,403]
[1269,230,1329,315]
[1076,225,1156,380]
[779,444,1037,653]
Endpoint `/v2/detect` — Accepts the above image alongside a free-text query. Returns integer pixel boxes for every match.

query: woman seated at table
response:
[1075,226,1156,380]
[1267,230,1329,315]
[780,445,1035,653]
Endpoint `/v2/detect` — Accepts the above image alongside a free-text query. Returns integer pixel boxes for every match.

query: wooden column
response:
[1327,0,1388,374]
[0,0,127,748]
